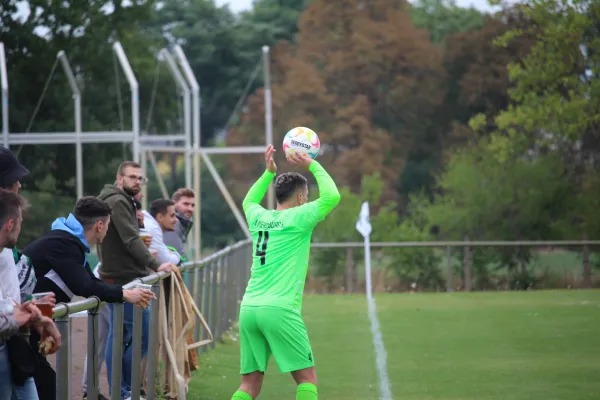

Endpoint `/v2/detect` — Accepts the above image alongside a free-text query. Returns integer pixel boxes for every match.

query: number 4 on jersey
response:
[255,230,269,265]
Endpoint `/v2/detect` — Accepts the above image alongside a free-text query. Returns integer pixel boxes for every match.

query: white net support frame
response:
[0,41,275,256]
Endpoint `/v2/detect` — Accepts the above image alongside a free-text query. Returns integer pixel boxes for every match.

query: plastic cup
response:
[139,228,152,248]
[133,284,153,308]
[32,292,54,318]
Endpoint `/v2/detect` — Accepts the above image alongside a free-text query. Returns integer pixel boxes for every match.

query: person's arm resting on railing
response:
[46,250,124,303]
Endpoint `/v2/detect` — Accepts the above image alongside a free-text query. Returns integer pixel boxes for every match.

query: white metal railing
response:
[311,240,600,248]
[52,239,252,400]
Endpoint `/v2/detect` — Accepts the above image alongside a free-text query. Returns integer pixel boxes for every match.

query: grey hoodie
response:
[163,213,193,260]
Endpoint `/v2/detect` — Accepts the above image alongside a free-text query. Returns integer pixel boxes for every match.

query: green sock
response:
[232,390,253,400]
[297,383,318,400]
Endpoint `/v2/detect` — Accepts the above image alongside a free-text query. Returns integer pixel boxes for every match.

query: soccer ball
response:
[282,127,321,159]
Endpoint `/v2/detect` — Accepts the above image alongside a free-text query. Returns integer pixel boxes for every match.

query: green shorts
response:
[239,305,314,374]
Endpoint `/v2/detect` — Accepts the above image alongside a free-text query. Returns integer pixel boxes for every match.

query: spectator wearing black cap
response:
[0,146,29,193]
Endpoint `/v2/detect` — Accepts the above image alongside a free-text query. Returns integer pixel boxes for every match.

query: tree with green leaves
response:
[411,0,485,43]
[390,193,444,290]
[149,0,262,144]
[412,138,574,289]
[310,173,444,291]
[467,0,600,286]
[239,0,310,45]
[477,0,600,163]
[1,0,178,246]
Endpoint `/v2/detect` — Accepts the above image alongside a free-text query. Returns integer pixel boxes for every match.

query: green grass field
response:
[188,290,600,400]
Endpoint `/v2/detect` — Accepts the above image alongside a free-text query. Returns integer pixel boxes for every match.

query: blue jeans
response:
[0,343,39,400]
[105,303,150,399]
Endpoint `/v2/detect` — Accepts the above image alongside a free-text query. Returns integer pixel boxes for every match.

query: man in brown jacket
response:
[97,161,175,400]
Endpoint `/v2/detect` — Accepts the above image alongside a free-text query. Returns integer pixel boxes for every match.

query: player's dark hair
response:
[74,196,112,229]
[150,199,174,219]
[0,189,26,227]
[275,172,308,204]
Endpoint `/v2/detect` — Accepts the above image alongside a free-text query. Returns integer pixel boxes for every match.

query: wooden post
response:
[345,247,354,293]
[445,246,453,292]
[464,236,472,292]
[583,232,591,288]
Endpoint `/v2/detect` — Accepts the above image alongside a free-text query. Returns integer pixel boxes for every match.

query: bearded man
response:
[97,161,175,400]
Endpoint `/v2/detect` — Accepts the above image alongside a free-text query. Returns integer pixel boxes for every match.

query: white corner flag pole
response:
[356,201,393,400]
[356,202,373,300]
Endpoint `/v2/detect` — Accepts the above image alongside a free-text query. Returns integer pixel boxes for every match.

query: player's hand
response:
[150,250,158,257]
[265,144,277,173]
[123,288,156,308]
[286,151,313,170]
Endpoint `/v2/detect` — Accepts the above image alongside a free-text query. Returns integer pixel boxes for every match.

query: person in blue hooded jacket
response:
[24,197,154,306]
[22,196,156,400]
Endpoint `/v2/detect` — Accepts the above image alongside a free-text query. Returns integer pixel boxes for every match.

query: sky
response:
[15,0,504,22]
[215,0,503,13]
[13,0,506,39]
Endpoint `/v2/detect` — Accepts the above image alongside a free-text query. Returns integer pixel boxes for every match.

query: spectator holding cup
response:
[0,189,61,399]
[23,196,156,400]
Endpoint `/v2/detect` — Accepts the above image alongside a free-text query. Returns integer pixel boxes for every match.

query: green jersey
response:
[241,161,341,312]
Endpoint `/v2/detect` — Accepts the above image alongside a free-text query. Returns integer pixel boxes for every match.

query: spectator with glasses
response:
[97,161,175,400]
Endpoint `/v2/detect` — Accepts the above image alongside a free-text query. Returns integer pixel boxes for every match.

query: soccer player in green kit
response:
[231,144,341,400]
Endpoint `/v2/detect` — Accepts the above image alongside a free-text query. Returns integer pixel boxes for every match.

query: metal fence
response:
[52,239,252,400]
[310,240,600,293]
[51,239,600,399]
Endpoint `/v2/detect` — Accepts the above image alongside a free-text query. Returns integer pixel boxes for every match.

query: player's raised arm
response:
[242,145,277,214]
[287,152,341,218]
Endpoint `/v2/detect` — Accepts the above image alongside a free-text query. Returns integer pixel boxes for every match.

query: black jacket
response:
[24,229,124,305]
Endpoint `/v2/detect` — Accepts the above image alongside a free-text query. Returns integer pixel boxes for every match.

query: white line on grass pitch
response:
[367,295,393,400]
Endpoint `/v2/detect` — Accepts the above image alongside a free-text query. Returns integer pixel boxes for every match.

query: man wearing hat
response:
[0,146,30,303]
[0,146,29,193]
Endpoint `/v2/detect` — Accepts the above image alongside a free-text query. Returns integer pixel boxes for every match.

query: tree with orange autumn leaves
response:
[226,0,445,205]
